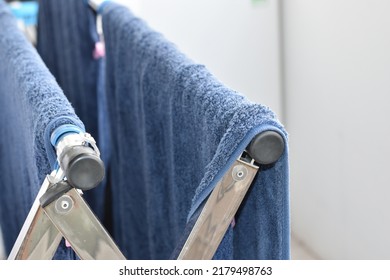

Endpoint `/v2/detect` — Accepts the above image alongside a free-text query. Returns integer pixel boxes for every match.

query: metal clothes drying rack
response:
[8,123,284,260]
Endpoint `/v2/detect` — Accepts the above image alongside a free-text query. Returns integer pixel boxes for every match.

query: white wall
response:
[283,0,390,259]
[119,0,283,118]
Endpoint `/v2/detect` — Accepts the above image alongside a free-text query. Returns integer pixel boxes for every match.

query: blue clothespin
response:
[8,1,39,26]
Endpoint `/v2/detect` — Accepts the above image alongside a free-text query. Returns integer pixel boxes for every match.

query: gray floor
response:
[291,234,319,260]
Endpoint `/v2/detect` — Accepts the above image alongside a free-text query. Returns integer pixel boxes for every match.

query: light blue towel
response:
[101,3,290,260]
[0,0,84,259]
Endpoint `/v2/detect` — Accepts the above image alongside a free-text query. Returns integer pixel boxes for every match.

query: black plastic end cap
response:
[66,153,105,191]
[247,131,285,165]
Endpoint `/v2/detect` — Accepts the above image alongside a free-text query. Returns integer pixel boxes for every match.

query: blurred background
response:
[1,0,389,260]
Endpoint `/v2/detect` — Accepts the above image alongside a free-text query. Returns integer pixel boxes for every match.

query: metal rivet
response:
[55,195,74,214]
[232,165,248,181]
[61,201,69,209]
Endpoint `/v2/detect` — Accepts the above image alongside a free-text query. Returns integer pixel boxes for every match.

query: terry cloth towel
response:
[100,3,290,260]
[36,0,107,220]
[0,0,84,259]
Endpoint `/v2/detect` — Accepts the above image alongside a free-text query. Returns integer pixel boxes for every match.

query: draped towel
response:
[100,2,290,260]
[37,0,107,220]
[0,0,84,259]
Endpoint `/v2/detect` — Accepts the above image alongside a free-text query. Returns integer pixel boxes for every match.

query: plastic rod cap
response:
[247,131,285,165]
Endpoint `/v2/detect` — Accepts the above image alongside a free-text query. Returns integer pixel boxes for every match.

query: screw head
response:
[55,195,74,214]
[232,165,248,181]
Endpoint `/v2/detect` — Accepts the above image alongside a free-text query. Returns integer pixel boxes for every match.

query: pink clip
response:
[231,217,236,228]
[93,41,105,59]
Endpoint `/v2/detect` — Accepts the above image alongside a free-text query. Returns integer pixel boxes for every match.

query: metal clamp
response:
[8,127,123,260]
[55,132,105,191]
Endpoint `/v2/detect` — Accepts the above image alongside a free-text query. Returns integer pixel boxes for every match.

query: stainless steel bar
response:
[178,158,259,260]
[8,170,64,260]
[43,188,126,260]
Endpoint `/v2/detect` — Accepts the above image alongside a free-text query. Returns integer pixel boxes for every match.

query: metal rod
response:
[8,169,64,260]
[178,158,258,259]
[43,188,126,260]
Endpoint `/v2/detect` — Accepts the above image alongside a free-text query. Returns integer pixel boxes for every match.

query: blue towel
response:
[0,0,84,259]
[36,0,108,220]
[101,3,290,259]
